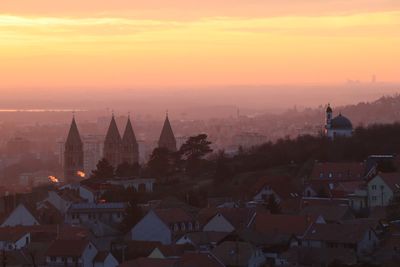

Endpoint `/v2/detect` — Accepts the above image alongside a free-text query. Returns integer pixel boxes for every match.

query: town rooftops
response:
[252,212,318,237]
[212,241,255,267]
[69,202,127,212]
[252,176,300,199]
[311,162,365,181]
[300,205,354,223]
[154,208,194,225]
[119,258,178,267]
[198,207,256,230]
[46,239,91,257]
[0,228,28,242]
[303,223,373,244]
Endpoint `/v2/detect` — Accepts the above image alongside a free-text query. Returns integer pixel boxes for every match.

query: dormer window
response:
[181,223,186,231]
[174,223,179,232]
[188,222,193,231]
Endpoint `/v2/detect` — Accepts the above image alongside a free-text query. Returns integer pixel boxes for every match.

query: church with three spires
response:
[63,114,177,181]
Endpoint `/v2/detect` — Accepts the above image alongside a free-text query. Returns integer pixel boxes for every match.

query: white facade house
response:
[107,178,156,192]
[46,240,98,267]
[324,104,353,139]
[131,208,198,245]
[93,252,119,267]
[0,231,30,251]
[367,173,400,207]
[203,213,235,233]
[1,204,40,227]
[65,202,126,225]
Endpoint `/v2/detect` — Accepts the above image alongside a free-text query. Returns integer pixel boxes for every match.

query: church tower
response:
[121,116,139,164]
[158,113,177,152]
[103,115,122,168]
[64,116,84,181]
[325,103,333,130]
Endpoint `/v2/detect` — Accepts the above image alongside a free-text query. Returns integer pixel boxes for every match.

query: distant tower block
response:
[103,115,122,167]
[121,115,139,165]
[64,116,84,181]
[158,113,177,152]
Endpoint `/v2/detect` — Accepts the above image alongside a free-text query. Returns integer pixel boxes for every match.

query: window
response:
[319,173,324,179]
[328,173,333,178]
[50,257,56,262]
[188,222,193,231]
[372,185,377,190]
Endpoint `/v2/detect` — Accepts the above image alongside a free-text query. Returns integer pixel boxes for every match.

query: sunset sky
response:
[1,0,400,89]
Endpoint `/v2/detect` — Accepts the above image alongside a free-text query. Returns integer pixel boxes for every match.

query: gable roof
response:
[0,228,28,242]
[300,205,354,222]
[179,231,230,246]
[198,208,256,230]
[179,251,225,267]
[252,176,300,199]
[303,223,373,244]
[119,258,178,267]
[310,162,365,181]
[252,212,316,237]
[374,172,400,192]
[154,208,193,225]
[212,241,254,266]
[46,239,91,257]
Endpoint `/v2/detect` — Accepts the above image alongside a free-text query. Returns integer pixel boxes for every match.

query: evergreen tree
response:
[147,147,175,178]
[214,150,233,185]
[90,158,114,179]
[116,162,140,177]
[179,134,213,175]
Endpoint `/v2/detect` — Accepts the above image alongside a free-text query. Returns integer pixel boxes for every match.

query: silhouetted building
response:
[158,114,177,152]
[325,104,353,139]
[121,116,139,165]
[103,115,122,168]
[64,117,84,181]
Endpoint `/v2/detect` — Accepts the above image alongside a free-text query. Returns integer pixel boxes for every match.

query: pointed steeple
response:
[158,113,177,152]
[64,116,84,182]
[105,115,121,143]
[103,115,122,168]
[122,116,137,144]
[66,116,82,145]
[121,116,139,164]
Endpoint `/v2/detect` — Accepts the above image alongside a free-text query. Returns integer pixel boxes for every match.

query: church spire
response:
[121,116,139,165]
[158,113,177,152]
[103,114,122,168]
[64,116,84,182]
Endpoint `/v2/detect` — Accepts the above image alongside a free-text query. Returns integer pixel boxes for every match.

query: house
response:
[130,208,198,245]
[310,162,365,181]
[65,202,127,225]
[176,231,230,251]
[107,178,156,192]
[148,244,191,259]
[300,205,355,223]
[79,183,117,203]
[45,239,98,267]
[368,173,400,207]
[1,203,40,227]
[94,251,119,267]
[335,181,368,211]
[252,176,300,203]
[178,251,226,267]
[251,212,325,239]
[301,223,379,256]
[46,190,83,215]
[199,208,256,233]
[212,241,265,267]
[280,247,357,266]
[0,228,30,251]
[119,258,178,267]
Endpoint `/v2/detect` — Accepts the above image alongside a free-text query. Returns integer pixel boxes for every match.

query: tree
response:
[179,134,213,175]
[119,199,143,233]
[147,147,175,178]
[90,158,114,179]
[179,134,213,161]
[116,162,140,178]
[214,150,233,185]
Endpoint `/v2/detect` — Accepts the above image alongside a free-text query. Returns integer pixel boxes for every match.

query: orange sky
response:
[1,1,400,89]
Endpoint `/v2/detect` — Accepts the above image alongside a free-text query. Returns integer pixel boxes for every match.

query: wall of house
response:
[79,186,95,203]
[357,230,379,256]
[66,210,123,224]
[131,210,172,244]
[327,129,352,139]
[203,214,235,232]
[47,191,71,214]
[82,243,98,267]
[368,176,393,207]
[1,205,39,227]
[249,249,266,267]
[253,188,281,203]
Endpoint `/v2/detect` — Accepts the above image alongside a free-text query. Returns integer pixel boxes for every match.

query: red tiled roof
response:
[252,176,300,199]
[303,223,372,244]
[0,228,28,242]
[154,208,193,225]
[179,251,225,267]
[119,258,178,267]
[46,239,91,257]
[198,207,255,230]
[253,212,316,237]
[310,162,365,181]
